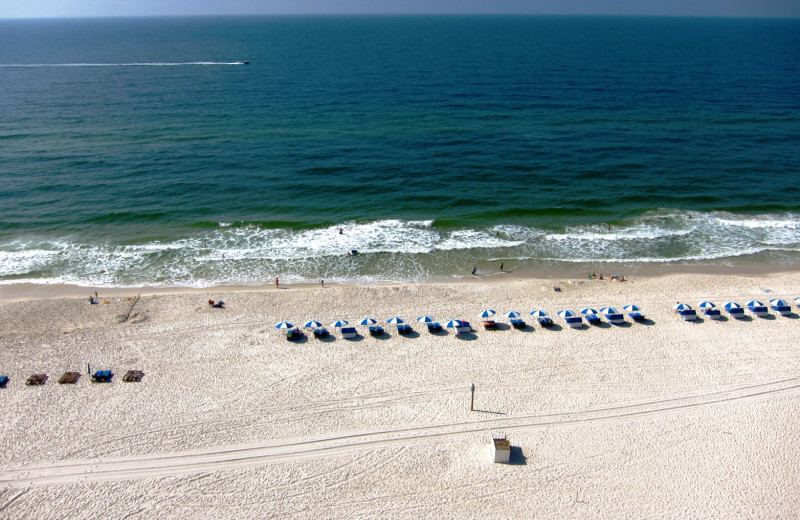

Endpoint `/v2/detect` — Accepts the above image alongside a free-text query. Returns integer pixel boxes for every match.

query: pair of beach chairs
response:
[312,328,330,339]
[341,327,358,339]
[482,320,499,330]
[368,325,385,336]
[509,318,526,329]
[396,324,413,335]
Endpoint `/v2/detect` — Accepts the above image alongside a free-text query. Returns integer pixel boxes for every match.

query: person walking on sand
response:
[320,280,324,288]
[275,277,279,288]
[500,262,504,271]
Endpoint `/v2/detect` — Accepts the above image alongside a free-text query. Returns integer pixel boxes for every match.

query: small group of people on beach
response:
[589,272,626,282]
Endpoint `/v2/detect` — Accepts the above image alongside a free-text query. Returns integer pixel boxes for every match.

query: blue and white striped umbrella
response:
[580,308,599,316]
[724,302,741,310]
[557,309,575,318]
[698,301,716,309]
[622,304,640,312]
[746,300,764,308]
[360,318,377,326]
[387,317,404,324]
[502,311,521,318]
[479,309,496,318]
[769,299,788,307]
[304,320,322,328]
[600,307,618,315]
[445,319,463,328]
[673,303,692,311]
[530,310,548,317]
[275,321,293,329]
[795,297,800,306]
[417,315,434,323]
[331,319,349,328]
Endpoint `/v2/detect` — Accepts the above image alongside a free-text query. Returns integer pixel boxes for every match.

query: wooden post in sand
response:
[470,383,475,411]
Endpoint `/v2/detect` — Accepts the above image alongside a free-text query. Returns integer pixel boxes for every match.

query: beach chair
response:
[771,304,791,316]
[286,329,304,340]
[397,324,413,334]
[510,318,526,329]
[565,316,583,328]
[0,375,8,388]
[313,328,329,339]
[702,309,721,320]
[628,312,646,322]
[368,325,384,336]
[679,309,698,321]
[537,317,553,327]
[122,370,145,382]
[427,322,442,333]
[606,313,625,325]
[726,307,745,319]
[26,373,47,385]
[341,327,357,339]
[58,371,81,384]
[91,370,113,383]
[748,305,770,318]
[584,314,601,326]
[482,320,498,330]
[456,322,471,334]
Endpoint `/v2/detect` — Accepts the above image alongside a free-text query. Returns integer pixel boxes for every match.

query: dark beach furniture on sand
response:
[368,325,384,336]
[679,309,698,321]
[584,314,601,326]
[628,312,646,322]
[537,317,553,327]
[397,324,413,334]
[702,308,721,320]
[0,375,8,388]
[91,370,113,383]
[606,313,626,325]
[286,329,305,340]
[26,373,48,386]
[341,327,358,339]
[123,370,145,382]
[482,320,498,330]
[427,322,442,333]
[748,305,770,318]
[510,318,526,329]
[313,328,329,339]
[58,371,81,384]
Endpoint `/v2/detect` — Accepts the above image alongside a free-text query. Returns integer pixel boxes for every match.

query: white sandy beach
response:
[1,272,799,519]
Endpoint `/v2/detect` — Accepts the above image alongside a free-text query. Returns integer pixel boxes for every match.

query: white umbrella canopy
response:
[530,310,548,317]
[580,308,599,316]
[673,303,692,311]
[417,315,434,323]
[445,319,463,328]
[600,307,618,315]
[387,317,405,324]
[304,320,322,328]
[769,299,788,307]
[557,309,575,318]
[502,311,521,318]
[724,302,741,310]
[698,301,716,309]
[622,304,640,312]
[479,309,496,318]
[746,300,764,308]
[360,318,377,326]
[275,321,293,329]
[331,319,349,328]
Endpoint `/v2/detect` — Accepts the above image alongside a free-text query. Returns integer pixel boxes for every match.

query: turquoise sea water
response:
[1,15,799,287]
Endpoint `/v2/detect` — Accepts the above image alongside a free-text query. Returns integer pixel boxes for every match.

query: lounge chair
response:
[606,313,625,325]
[537,317,553,327]
[427,322,442,333]
[482,320,498,330]
[584,314,601,326]
[122,370,145,382]
[510,318,526,329]
[726,307,745,319]
[771,304,791,316]
[26,373,47,386]
[341,327,358,339]
[748,305,770,318]
[703,309,721,320]
[628,312,646,322]
[58,371,81,384]
[313,328,329,339]
[368,325,384,336]
[91,370,113,383]
[397,324,413,334]
[0,375,8,388]
[564,316,583,328]
[286,329,305,340]
[456,322,471,334]
[679,309,698,321]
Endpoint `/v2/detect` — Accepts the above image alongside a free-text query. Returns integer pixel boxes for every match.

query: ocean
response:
[1,15,799,288]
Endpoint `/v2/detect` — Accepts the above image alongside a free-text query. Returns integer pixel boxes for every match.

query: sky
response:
[2,0,800,19]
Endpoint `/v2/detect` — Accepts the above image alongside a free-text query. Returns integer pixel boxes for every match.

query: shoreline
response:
[1,260,798,300]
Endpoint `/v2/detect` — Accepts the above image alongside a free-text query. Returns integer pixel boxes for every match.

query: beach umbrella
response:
[445,319,463,328]
[600,307,618,315]
[673,303,692,311]
[580,308,599,316]
[502,311,521,318]
[795,297,800,307]
[724,302,741,310]
[557,309,575,318]
[387,317,404,324]
[331,319,349,328]
[622,304,640,312]
[769,299,788,307]
[304,320,322,328]
[530,310,548,317]
[479,309,496,318]
[360,318,377,326]
[417,315,434,323]
[698,301,716,309]
[275,321,293,329]
[746,300,764,308]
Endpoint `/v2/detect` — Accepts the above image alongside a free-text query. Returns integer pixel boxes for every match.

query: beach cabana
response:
[531,310,553,327]
[769,299,791,316]
[600,307,625,325]
[503,311,525,329]
[746,300,770,318]
[558,310,583,329]
[699,301,721,319]
[623,304,646,322]
[581,308,601,325]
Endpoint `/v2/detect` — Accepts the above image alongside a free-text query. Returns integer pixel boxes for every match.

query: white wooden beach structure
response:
[491,435,511,463]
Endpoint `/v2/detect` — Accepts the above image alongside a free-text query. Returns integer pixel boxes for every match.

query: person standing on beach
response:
[320,280,324,288]
[275,277,279,288]
[472,266,477,275]
[500,262,504,271]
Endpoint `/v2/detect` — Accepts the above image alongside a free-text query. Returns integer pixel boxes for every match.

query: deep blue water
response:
[1,15,799,287]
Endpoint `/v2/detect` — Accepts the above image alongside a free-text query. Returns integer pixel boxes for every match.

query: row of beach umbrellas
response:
[275,306,645,330]
[674,299,793,311]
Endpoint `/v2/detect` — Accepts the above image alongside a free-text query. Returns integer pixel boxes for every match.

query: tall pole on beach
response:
[470,383,475,412]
